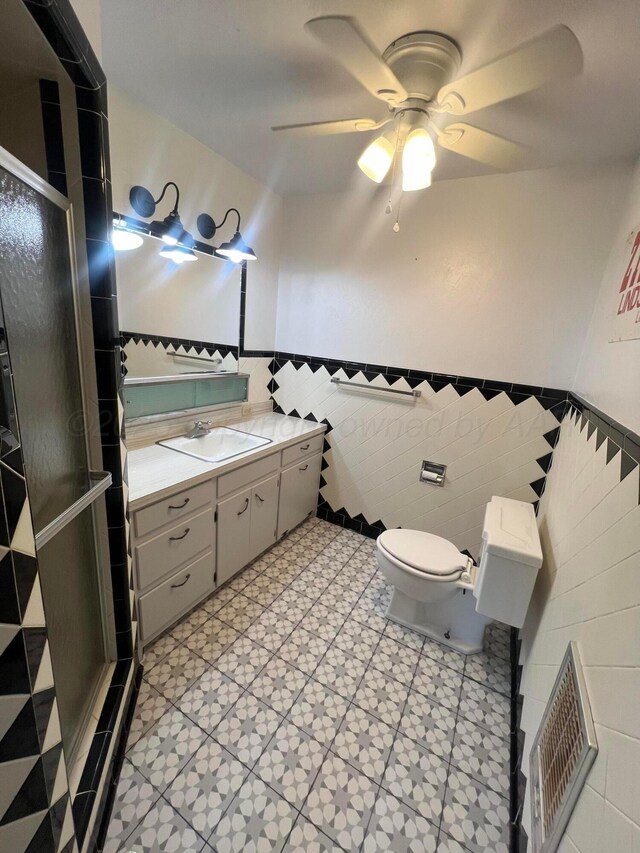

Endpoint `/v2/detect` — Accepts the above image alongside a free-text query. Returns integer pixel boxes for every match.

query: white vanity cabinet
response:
[130,419,326,647]
[278,452,323,538]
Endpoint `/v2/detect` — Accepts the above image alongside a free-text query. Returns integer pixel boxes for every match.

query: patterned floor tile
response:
[289,571,332,599]
[350,598,389,634]
[216,593,265,631]
[142,631,180,669]
[214,636,273,688]
[287,678,349,746]
[105,760,159,849]
[111,797,208,853]
[281,813,346,852]
[321,583,360,616]
[333,704,395,780]
[353,667,409,727]
[184,617,240,663]
[382,620,425,652]
[209,773,297,853]
[412,657,463,710]
[458,679,511,738]
[127,679,171,748]
[212,692,282,765]
[144,644,208,702]
[277,627,330,674]
[382,734,448,822]
[244,608,296,653]
[333,619,380,664]
[243,577,288,607]
[262,557,302,583]
[177,666,243,733]
[371,636,420,685]
[303,752,377,851]
[464,652,511,696]
[483,622,511,662]
[166,739,248,837]
[249,655,308,714]
[436,831,468,852]
[269,590,315,622]
[421,638,466,673]
[362,790,439,853]
[204,585,237,613]
[127,708,207,789]
[255,721,326,807]
[399,691,457,759]
[169,606,211,642]
[226,566,260,592]
[451,717,510,797]
[303,603,347,640]
[314,645,367,701]
[439,767,510,853]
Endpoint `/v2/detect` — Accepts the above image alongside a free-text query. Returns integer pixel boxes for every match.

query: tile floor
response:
[106,517,512,853]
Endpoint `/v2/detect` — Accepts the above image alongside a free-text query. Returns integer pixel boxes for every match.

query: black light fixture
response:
[129,182,195,252]
[197,207,257,263]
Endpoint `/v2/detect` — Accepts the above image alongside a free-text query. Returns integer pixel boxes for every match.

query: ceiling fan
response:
[272,17,583,191]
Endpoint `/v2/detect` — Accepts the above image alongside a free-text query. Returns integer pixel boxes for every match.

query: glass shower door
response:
[0,149,111,763]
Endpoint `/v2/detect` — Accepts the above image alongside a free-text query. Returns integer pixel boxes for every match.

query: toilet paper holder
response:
[420,461,447,486]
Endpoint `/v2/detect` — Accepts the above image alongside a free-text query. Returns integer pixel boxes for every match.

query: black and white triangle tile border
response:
[269,350,571,537]
[0,2,139,851]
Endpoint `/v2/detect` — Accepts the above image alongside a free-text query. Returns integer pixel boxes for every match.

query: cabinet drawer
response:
[217,452,279,498]
[281,434,324,467]
[136,507,214,591]
[139,551,214,644]
[134,480,215,539]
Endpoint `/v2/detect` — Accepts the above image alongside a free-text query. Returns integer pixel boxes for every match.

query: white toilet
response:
[376,496,543,654]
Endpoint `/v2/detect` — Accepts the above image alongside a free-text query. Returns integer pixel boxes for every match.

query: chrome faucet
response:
[186,420,211,439]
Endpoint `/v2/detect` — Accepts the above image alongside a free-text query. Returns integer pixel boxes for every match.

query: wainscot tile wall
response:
[514,399,640,853]
[0,2,139,852]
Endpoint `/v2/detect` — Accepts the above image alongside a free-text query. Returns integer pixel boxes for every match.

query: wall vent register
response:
[530,642,598,853]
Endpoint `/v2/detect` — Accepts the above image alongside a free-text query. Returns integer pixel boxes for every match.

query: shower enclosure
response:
[0,147,113,767]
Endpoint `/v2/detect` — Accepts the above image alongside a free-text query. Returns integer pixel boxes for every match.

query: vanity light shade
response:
[112,228,143,251]
[402,128,436,192]
[358,135,394,183]
[159,244,197,264]
[217,231,257,263]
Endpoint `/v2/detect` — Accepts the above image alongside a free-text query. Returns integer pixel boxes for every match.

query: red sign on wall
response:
[611,228,640,342]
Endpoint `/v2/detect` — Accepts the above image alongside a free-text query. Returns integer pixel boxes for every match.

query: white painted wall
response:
[275,164,630,389]
[573,155,640,432]
[108,88,283,351]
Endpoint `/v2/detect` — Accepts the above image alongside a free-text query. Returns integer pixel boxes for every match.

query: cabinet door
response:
[278,452,322,538]
[249,474,280,562]
[217,487,251,585]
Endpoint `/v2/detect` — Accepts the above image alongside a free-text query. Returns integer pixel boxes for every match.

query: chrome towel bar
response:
[167,350,222,365]
[330,377,421,398]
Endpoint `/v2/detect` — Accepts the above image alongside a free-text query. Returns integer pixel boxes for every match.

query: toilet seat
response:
[377,529,467,581]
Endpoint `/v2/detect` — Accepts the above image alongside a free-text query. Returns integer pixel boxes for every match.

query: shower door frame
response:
[0,146,116,759]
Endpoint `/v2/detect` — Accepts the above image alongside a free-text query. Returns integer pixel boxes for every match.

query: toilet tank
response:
[473,496,543,629]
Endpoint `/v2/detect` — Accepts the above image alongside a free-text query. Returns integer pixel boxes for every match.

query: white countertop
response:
[127,413,326,509]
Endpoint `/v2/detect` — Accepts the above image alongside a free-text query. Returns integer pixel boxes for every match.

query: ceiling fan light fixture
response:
[357,134,394,183]
[402,127,436,191]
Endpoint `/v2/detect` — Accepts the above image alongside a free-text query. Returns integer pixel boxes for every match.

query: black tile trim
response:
[121,331,239,361]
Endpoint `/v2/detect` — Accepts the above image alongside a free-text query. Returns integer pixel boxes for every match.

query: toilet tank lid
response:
[482,497,543,568]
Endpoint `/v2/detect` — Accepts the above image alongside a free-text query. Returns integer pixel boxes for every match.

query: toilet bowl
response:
[376,496,544,654]
[377,528,490,653]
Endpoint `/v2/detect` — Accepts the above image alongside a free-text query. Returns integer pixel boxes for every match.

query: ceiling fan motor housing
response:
[383,32,462,103]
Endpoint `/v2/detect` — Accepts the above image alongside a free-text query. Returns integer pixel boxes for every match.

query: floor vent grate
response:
[530,642,597,853]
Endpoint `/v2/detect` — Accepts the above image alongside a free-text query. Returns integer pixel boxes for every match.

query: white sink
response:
[158,426,272,463]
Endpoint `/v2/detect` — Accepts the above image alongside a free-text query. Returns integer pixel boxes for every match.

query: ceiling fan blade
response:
[435,25,583,115]
[305,16,408,106]
[271,117,390,136]
[435,123,526,170]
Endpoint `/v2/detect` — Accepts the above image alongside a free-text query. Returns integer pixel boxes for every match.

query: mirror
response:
[115,232,241,378]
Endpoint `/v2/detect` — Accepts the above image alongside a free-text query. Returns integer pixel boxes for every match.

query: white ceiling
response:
[100,0,640,196]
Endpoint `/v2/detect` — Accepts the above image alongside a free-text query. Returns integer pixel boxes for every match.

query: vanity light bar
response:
[112,213,231,261]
